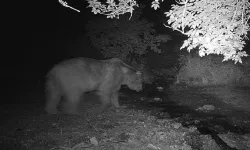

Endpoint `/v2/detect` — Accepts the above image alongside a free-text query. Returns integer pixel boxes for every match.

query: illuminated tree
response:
[164,0,249,63]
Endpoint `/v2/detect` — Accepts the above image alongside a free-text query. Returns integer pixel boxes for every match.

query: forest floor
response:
[1,84,250,150]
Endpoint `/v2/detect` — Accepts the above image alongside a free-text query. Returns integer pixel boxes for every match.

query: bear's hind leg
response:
[45,82,61,114]
[94,92,112,113]
[62,90,82,115]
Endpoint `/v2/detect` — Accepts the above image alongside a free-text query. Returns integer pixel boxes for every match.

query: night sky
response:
[8,3,93,71]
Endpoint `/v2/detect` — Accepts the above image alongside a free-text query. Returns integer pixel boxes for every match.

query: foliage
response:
[164,0,250,64]
[85,6,171,64]
[176,53,245,86]
[86,0,139,19]
[85,0,250,64]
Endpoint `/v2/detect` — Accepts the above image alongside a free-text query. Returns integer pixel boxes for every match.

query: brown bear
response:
[45,57,142,115]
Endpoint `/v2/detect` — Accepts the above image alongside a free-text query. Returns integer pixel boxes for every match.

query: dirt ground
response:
[169,85,250,127]
[1,84,250,150]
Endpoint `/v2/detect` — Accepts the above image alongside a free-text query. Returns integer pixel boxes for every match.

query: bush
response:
[175,53,247,87]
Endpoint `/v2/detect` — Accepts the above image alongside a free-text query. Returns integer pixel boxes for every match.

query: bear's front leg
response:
[110,92,120,108]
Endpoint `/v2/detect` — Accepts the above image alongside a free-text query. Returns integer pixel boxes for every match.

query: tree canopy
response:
[85,6,171,66]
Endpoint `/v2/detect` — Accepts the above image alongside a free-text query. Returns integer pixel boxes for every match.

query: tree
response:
[85,5,171,66]
[86,0,139,19]
[164,0,249,63]
[82,0,250,63]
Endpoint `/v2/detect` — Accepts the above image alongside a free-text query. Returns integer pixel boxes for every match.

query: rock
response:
[218,132,250,150]
[196,105,215,112]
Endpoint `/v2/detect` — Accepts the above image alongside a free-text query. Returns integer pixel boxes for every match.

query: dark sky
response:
[5,1,89,88]
[10,1,93,74]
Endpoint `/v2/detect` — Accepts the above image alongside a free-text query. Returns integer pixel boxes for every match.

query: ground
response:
[1,81,250,150]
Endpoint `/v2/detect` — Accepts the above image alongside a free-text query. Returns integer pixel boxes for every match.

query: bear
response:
[45,57,142,115]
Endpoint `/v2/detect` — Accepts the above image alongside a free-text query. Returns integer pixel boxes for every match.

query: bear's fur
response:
[45,57,142,115]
